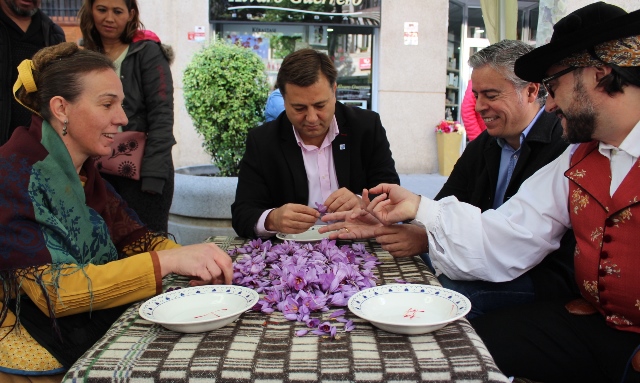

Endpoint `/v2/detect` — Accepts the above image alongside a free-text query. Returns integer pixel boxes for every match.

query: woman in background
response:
[78,0,175,232]
[460,80,486,141]
[0,42,232,379]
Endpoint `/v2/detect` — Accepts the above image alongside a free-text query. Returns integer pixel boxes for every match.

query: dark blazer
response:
[0,10,65,145]
[436,110,580,301]
[232,102,400,238]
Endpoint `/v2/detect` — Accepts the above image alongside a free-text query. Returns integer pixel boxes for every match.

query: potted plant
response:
[183,38,269,177]
[170,39,269,244]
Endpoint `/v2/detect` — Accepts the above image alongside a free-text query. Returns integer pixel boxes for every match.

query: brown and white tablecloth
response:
[62,237,509,383]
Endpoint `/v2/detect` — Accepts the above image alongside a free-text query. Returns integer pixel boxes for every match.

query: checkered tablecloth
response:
[62,237,509,383]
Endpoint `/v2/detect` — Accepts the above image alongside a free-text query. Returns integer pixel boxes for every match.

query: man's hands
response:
[319,209,382,239]
[157,243,234,286]
[264,188,363,235]
[323,187,364,213]
[319,185,426,256]
[374,224,429,257]
[265,203,320,234]
[367,184,421,225]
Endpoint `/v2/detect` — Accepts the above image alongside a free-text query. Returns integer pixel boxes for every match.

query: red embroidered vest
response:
[566,141,640,333]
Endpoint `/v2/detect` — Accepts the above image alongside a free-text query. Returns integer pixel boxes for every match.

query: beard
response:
[559,76,598,144]
[5,0,39,17]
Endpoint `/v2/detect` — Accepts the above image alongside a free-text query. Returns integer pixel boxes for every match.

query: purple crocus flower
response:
[329,309,346,318]
[286,268,308,291]
[315,202,328,215]
[344,320,355,332]
[317,321,332,333]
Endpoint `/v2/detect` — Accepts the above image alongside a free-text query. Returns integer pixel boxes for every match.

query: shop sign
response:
[228,0,364,4]
[211,0,381,26]
[187,26,206,42]
[404,22,418,46]
[359,57,371,70]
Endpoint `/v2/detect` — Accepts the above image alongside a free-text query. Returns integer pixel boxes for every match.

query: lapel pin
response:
[340,144,346,150]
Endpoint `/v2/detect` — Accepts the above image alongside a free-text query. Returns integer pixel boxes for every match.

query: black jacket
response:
[0,9,65,145]
[232,102,400,238]
[436,110,580,301]
[120,38,176,194]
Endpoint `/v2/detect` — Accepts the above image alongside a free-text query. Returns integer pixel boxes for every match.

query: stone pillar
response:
[378,0,449,173]
[137,0,212,168]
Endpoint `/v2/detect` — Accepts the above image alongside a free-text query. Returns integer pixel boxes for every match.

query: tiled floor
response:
[399,173,448,199]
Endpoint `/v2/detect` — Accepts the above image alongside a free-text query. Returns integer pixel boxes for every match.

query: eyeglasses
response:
[541,66,577,99]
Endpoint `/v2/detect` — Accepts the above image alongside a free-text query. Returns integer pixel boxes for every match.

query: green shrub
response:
[183,39,269,176]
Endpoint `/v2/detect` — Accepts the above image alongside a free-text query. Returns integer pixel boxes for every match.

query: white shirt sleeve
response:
[415,146,574,282]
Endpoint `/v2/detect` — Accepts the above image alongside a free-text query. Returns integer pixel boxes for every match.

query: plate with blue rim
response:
[348,284,471,335]
[276,225,336,242]
[139,285,259,333]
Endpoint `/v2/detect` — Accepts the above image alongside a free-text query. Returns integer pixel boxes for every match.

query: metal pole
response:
[499,0,506,41]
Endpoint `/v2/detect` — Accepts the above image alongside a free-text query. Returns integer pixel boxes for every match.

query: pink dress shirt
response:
[255,117,340,236]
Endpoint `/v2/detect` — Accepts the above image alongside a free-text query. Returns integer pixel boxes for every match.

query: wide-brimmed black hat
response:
[515,2,640,83]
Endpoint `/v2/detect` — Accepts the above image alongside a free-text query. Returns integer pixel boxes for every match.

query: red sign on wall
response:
[359,57,371,70]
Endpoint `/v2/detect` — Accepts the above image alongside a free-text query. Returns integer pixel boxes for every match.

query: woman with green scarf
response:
[0,42,233,379]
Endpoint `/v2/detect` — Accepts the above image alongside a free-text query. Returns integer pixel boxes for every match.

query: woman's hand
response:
[156,243,233,286]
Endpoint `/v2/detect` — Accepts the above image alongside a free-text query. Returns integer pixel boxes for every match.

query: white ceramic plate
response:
[276,225,335,242]
[139,285,259,333]
[348,284,471,335]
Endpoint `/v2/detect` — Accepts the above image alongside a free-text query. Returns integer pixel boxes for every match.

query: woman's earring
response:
[63,120,68,136]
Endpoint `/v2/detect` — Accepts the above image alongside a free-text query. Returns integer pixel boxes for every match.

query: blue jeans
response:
[420,253,535,319]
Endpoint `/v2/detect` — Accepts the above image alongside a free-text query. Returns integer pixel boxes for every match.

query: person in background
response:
[78,0,175,233]
[460,79,486,140]
[232,48,399,239]
[0,42,232,380]
[264,86,284,122]
[326,3,640,381]
[323,40,579,319]
[1,0,65,146]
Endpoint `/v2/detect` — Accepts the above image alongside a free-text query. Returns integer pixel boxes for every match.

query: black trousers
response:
[471,301,640,383]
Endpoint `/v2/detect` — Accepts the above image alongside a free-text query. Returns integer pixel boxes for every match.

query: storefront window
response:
[212,0,378,110]
[518,5,539,45]
[218,24,374,109]
[467,7,487,39]
[447,1,463,121]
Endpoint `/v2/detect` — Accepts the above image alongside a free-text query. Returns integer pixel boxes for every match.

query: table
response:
[62,236,509,383]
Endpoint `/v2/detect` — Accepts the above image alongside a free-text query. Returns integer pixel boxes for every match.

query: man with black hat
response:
[470,2,640,381]
[321,2,640,381]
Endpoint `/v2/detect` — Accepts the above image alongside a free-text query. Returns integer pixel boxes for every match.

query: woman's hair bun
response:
[31,42,81,72]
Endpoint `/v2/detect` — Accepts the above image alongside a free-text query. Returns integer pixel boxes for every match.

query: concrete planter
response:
[168,165,238,245]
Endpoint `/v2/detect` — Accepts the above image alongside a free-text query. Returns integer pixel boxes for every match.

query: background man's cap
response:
[514,2,640,82]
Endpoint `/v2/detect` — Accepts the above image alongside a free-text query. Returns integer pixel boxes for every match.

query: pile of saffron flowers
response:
[229,238,379,338]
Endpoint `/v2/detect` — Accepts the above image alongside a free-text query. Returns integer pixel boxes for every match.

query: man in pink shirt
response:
[231,48,399,239]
